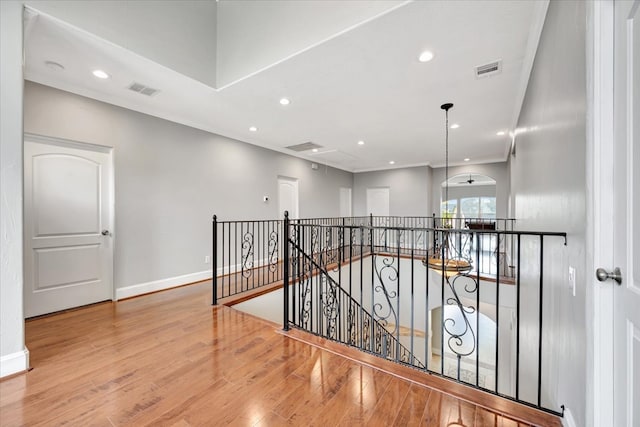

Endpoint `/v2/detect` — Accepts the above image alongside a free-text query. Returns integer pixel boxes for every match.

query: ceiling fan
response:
[458,174,475,184]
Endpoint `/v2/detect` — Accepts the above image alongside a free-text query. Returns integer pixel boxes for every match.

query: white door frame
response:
[24,133,116,302]
[587,1,615,425]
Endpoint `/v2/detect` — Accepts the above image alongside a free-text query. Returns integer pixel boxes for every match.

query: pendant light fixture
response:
[425,103,472,277]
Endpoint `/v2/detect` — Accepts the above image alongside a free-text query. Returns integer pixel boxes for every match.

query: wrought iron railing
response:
[212,216,372,304]
[370,215,517,278]
[212,216,284,304]
[212,214,517,304]
[284,218,423,368]
[432,216,516,279]
[282,213,567,416]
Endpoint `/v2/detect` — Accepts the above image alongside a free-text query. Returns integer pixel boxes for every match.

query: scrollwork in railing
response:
[396,218,406,249]
[311,225,319,253]
[298,228,313,330]
[374,322,383,355]
[376,218,391,249]
[268,229,279,273]
[289,236,423,369]
[299,273,312,330]
[399,346,413,365]
[442,272,479,368]
[362,315,371,350]
[460,232,474,261]
[336,226,345,264]
[414,218,426,248]
[350,227,359,248]
[241,230,254,279]
[320,274,339,339]
[347,302,357,346]
[372,255,399,335]
[322,226,337,267]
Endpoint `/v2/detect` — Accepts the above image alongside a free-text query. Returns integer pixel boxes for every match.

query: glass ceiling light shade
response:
[425,102,472,276]
[426,258,472,277]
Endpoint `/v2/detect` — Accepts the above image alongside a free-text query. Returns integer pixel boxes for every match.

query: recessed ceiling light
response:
[450,124,460,129]
[44,60,64,71]
[389,160,395,165]
[312,148,319,153]
[418,50,434,63]
[464,158,470,162]
[92,69,110,79]
[249,126,258,132]
[357,140,365,146]
[496,131,506,136]
[279,98,291,106]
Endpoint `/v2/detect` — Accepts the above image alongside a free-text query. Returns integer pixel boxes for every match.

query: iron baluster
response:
[516,234,521,401]
[212,215,217,305]
[283,212,289,331]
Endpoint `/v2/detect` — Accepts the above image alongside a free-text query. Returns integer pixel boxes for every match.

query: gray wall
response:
[509,0,587,423]
[24,81,353,290]
[431,162,509,218]
[353,166,432,216]
[0,0,27,374]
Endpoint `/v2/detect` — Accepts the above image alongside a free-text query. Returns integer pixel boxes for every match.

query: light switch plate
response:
[569,266,576,296]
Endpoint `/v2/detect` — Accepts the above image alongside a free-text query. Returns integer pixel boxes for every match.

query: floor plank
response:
[1,281,558,426]
[394,383,431,426]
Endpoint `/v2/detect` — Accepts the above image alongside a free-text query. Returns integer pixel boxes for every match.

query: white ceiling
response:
[23,0,547,173]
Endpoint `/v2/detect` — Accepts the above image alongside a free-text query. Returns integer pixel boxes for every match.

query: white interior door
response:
[24,137,113,318]
[339,187,352,217]
[366,187,389,216]
[613,1,640,425]
[278,176,299,219]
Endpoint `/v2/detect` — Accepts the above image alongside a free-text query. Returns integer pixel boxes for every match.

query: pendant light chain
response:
[441,102,453,215]
[445,108,449,209]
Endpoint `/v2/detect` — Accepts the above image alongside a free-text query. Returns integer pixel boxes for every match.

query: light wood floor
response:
[0,281,557,426]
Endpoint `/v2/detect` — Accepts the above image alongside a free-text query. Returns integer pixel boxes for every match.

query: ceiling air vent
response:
[475,60,502,78]
[285,142,323,152]
[128,82,160,97]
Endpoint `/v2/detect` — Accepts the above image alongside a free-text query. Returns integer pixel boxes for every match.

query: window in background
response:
[444,196,496,218]
[460,197,480,218]
[480,197,496,218]
[441,199,458,217]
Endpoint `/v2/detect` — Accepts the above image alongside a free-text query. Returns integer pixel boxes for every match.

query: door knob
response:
[101,230,110,236]
[595,267,622,285]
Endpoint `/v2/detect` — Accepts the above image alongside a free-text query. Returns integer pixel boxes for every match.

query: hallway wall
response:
[353,166,432,216]
[508,0,587,424]
[0,0,27,377]
[24,81,353,295]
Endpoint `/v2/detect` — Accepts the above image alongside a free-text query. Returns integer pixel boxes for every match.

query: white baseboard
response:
[0,348,30,378]
[562,407,577,427]
[116,270,212,300]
